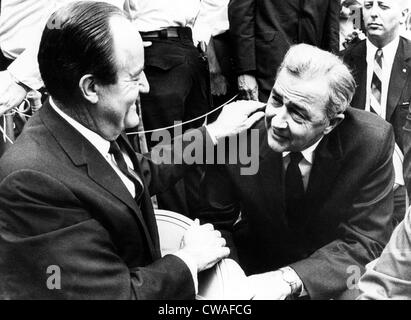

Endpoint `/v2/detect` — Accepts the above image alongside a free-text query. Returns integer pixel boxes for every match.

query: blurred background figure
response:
[228,0,341,103]
[402,4,411,39]
[0,0,51,156]
[342,0,410,226]
[130,0,227,217]
[340,0,365,50]
[205,0,238,123]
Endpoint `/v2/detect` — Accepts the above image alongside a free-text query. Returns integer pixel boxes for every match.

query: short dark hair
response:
[38,1,125,103]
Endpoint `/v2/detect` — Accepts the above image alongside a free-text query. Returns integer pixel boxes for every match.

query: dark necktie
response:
[285,152,305,229]
[109,140,143,201]
[370,48,383,116]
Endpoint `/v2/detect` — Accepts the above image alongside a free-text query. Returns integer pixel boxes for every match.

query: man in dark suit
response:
[0,2,264,299]
[342,0,411,224]
[197,44,395,299]
[228,0,340,102]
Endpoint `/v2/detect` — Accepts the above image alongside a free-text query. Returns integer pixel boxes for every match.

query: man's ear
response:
[79,74,98,104]
[324,113,345,135]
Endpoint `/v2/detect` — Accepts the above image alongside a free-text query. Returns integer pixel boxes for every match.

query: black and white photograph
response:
[0,0,410,307]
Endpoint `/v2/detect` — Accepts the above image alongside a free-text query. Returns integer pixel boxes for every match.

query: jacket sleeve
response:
[0,169,194,299]
[290,126,395,300]
[357,208,411,300]
[138,126,215,196]
[193,161,241,257]
[228,0,256,75]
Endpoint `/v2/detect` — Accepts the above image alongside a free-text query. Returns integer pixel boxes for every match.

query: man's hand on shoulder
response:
[207,100,265,143]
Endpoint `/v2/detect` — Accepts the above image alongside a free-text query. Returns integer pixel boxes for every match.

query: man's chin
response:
[124,108,140,129]
[125,118,140,129]
[267,136,288,153]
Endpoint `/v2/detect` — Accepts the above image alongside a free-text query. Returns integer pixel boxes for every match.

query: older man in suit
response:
[228,0,340,102]
[342,0,411,225]
[197,44,395,300]
[0,2,264,299]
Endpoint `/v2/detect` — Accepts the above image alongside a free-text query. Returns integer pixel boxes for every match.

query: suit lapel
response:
[387,38,411,122]
[39,102,157,258]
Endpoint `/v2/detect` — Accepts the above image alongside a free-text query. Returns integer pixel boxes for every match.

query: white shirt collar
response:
[49,97,110,158]
[366,36,400,67]
[282,136,323,165]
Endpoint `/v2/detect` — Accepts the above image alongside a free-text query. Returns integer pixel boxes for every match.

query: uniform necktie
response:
[285,152,305,229]
[370,48,383,116]
[109,140,144,201]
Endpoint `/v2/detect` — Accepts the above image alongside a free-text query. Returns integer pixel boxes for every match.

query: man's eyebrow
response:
[271,89,282,100]
[286,101,310,117]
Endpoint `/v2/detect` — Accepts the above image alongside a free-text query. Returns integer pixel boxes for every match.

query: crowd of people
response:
[0,0,410,300]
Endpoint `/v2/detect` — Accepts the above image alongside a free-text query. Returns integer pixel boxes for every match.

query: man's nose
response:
[369,2,379,17]
[271,106,288,129]
[139,71,150,94]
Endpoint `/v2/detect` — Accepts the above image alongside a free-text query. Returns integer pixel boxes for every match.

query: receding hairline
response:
[108,15,144,75]
[277,44,355,118]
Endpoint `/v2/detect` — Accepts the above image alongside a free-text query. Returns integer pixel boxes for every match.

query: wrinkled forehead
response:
[274,70,330,116]
[275,70,329,100]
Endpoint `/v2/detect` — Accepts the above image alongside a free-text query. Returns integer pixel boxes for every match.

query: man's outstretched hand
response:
[207,100,265,142]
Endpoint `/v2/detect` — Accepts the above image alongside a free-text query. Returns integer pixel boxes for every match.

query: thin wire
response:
[126,94,238,136]
[0,118,14,144]
[1,99,33,145]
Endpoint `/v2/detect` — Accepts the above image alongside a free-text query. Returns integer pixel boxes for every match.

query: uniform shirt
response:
[1,0,226,89]
[125,0,227,43]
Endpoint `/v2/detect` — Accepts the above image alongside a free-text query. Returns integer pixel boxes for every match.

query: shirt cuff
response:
[281,266,308,298]
[172,250,199,295]
[204,125,218,145]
